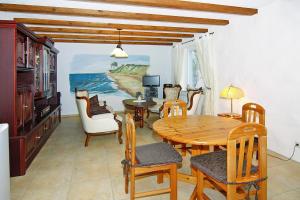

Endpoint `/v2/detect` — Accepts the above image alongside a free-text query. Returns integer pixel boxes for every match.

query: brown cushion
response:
[190,150,257,184]
[135,142,182,167]
[89,95,99,107]
[89,95,111,115]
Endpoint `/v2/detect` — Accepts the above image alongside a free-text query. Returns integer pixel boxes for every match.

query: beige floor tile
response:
[10,116,300,200]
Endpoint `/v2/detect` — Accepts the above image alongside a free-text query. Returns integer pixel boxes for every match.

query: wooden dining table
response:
[152,115,242,184]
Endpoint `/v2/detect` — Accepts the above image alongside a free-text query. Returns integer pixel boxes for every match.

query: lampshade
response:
[220,85,244,99]
[110,29,128,58]
[110,44,128,58]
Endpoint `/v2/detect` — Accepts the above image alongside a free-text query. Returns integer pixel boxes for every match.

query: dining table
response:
[152,115,242,184]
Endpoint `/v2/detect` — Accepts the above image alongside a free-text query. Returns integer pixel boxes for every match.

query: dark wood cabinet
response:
[0,20,61,177]
[16,32,26,68]
[26,37,35,69]
[16,86,34,129]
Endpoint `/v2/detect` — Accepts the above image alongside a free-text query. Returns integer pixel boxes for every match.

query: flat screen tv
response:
[142,75,160,87]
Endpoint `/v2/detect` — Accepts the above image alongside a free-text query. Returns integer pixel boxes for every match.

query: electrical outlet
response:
[295,142,300,148]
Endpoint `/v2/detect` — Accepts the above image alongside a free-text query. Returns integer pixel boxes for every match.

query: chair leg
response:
[226,185,236,200]
[117,130,123,144]
[182,144,187,156]
[157,172,164,184]
[84,134,91,147]
[196,170,204,200]
[258,180,267,200]
[190,187,197,200]
[125,172,129,194]
[169,164,177,200]
[130,168,135,200]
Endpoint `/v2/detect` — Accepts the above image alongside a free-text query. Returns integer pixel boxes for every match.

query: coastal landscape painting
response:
[69,54,149,99]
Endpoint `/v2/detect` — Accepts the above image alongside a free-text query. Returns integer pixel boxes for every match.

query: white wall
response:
[56,43,172,115]
[212,0,300,162]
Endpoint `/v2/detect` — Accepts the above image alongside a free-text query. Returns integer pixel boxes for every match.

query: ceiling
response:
[0,0,277,45]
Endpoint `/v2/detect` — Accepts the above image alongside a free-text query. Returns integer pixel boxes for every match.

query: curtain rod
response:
[173,32,214,47]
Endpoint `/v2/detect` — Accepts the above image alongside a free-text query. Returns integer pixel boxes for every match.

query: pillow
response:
[89,95,111,115]
[89,95,99,107]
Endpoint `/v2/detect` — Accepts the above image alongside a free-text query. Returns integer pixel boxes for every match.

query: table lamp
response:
[220,85,244,117]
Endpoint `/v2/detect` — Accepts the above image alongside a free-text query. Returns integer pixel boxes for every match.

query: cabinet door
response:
[23,87,33,124]
[16,89,24,128]
[16,33,26,68]
[26,37,35,69]
[34,44,43,97]
[26,131,37,156]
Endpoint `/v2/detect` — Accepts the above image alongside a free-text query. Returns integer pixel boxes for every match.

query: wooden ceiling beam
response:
[0,3,229,25]
[37,33,182,42]
[29,27,194,38]
[91,0,257,15]
[53,39,173,46]
[15,18,208,33]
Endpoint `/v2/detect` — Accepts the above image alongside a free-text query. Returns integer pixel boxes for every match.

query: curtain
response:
[194,34,218,115]
[172,43,188,90]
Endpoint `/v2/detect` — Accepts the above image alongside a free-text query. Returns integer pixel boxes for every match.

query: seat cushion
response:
[135,142,182,167]
[191,150,257,184]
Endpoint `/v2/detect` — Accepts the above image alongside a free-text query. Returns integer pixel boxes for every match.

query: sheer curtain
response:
[172,43,188,90]
[194,34,218,115]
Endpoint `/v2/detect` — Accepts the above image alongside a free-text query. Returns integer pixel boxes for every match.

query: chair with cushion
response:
[162,100,189,157]
[190,123,267,200]
[149,84,182,117]
[75,89,122,146]
[186,87,203,115]
[122,114,182,200]
[242,103,265,125]
[242,103,265,158]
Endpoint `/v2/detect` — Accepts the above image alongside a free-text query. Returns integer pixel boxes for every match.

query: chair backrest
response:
[75,88,89,98]
[164,85,182,100]
[163,100,187,118]
[187,88,203,114]
[125,114,137,165]
[242,103,265,125]
[227,123,267,184]
[75,89,91,118]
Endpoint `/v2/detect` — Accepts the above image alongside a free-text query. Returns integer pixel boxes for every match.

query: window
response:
[187,49,203,89]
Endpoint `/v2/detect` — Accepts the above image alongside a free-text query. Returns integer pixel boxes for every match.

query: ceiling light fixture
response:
[110,29,128,58]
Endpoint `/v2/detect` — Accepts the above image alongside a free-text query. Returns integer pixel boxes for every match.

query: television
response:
[142,75,160,87]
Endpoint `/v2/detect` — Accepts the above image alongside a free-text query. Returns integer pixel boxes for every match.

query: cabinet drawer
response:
[25,131,37,156]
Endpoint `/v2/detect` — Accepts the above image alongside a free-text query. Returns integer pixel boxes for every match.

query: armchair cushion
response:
[89,95,99,106]
[89,95,111,115]
[91,113,115,120]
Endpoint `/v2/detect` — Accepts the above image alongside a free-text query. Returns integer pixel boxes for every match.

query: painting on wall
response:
[69,54,149,98]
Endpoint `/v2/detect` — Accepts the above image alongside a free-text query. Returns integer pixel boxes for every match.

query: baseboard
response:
[61,114,79,118]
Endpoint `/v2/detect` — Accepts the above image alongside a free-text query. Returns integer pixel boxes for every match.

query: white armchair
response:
[75,89,122,146]
[186,88,203,115]
[148,84,182,117]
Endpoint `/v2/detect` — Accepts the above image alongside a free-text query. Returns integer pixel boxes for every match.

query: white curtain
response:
[172,43,188,90]
[194,34,218,115]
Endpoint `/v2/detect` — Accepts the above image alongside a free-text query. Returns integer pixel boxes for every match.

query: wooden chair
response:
[242,103,265,125]
[162,100,188,157]
[190,123,267,200]
[123,114,182,200]
[242,103,265,158]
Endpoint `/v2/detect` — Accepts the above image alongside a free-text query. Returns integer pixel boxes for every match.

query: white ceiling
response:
[0,0,279,30]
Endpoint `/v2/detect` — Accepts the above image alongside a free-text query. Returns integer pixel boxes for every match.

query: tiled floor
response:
[10,116,300,200]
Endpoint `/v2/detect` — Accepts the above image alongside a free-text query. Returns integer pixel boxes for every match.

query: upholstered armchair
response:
[75,89,122,146]
[186,87,203,115]
[149,84,182,117]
